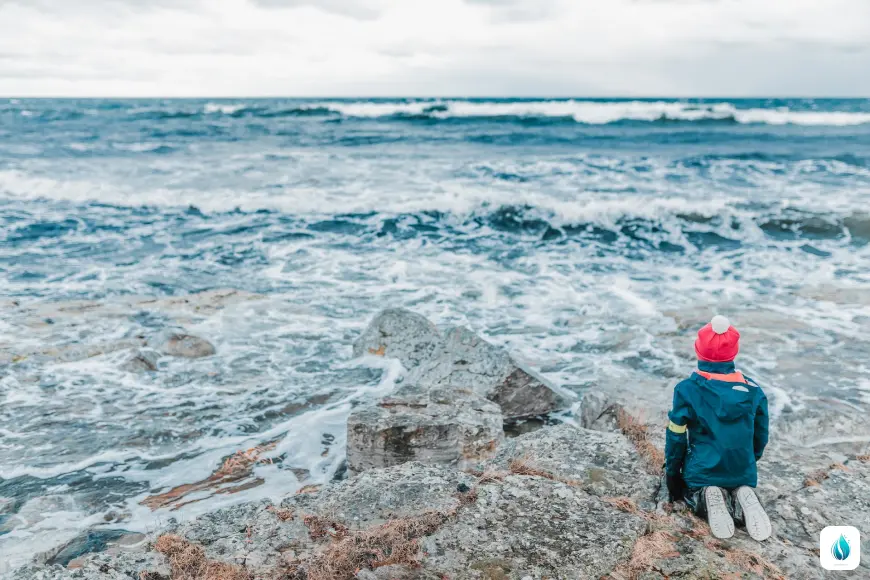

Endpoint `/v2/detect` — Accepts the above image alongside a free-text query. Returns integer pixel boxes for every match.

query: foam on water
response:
[192,99,870,126]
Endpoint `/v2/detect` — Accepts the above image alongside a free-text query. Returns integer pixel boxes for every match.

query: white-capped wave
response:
[310,100,870,126]
[203,102,247,115]
[0,166,743,222]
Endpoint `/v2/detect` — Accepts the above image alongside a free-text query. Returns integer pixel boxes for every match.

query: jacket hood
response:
[691,367,755,422]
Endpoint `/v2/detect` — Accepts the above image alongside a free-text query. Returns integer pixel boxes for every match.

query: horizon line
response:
[4,95,870,100]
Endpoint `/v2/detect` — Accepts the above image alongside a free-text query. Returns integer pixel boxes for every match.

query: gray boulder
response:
[352,308,443,370]
[120,349,160,372]
[346,385,503,474]
[409,326,569,419]
[153,332,215,359]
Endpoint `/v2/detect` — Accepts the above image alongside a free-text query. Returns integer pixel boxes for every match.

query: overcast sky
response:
[1,0,869,97]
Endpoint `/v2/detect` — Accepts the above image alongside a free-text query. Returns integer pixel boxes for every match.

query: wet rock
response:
[346,384,503,473]
[43,530,130,567]
[352,308,443,369]
[8,549,169,580]
[1,339,147,366]
[289,467,311,481]
[503,415,554,438]
[153,332,215,359]
[330,460,348,482]
[0,497,14,514]
[409,326,570,419]
[578,390,620,431]
[120,349,160,372]
[140,441,277,511]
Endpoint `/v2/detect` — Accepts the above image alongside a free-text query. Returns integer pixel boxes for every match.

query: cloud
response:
[0,0,868,96]
[463,0,558,21]
[252,0,385,19]
[0,0,199,11]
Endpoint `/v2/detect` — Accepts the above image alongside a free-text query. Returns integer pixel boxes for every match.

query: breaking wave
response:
[198,99,870,126]
[6,99,870,126]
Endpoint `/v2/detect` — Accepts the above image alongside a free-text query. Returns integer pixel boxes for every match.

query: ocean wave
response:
[192,100,870,126]
[377,205,870,248]
[2,182,867,250]
[5,99,870,127]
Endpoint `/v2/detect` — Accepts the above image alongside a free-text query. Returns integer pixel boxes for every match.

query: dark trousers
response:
[684,486,745,524]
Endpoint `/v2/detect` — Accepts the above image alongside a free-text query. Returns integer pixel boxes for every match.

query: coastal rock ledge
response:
[10,309,870,579]
[14,420,870,579]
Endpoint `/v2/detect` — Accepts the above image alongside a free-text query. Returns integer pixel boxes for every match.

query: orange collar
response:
[696,370,746,384]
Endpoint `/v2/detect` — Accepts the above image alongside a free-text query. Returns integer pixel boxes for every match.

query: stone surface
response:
[120,348,160,372]
[421,475,647,580]
[578,390,621,432]
[409,326,570,419]
[760,456,870,578]
[346,384,503,473]
[292,461,476,525]
[153,332,216,358]
[164,499,308,571]
[352,308,443,370]
[485,423,660,505]
[41,531,138,568]
[6,550,169,580]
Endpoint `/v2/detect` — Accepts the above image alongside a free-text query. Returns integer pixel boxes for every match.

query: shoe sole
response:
[705,486,735,539]
[735,486,772,541]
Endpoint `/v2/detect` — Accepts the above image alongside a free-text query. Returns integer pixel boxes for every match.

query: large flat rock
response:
[484,423,660,505]
[346,385,503,473]
[289,461,477,525]
[421,475,647,580]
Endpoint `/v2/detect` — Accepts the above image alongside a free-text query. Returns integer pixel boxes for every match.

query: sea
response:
[1,98,870,572]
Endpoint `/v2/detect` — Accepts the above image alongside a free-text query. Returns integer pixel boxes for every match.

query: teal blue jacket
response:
[664,361,769,489]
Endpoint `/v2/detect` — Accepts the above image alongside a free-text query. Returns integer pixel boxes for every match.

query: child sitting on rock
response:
[664,315,772,541]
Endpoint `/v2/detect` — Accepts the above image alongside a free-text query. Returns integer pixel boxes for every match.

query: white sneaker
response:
[734,486,772,542]
[705,486,735,539]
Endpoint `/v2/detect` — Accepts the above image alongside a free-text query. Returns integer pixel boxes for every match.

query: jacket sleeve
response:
[665,384,692,477]
[753,389,770,461]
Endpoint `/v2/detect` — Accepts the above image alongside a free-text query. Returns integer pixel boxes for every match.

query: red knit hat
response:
[695,315,740,362]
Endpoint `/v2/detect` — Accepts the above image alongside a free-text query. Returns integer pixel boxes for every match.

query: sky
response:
[1,0,869,97]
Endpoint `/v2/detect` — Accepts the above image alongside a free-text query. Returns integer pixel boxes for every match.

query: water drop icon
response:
[832,534,851,561]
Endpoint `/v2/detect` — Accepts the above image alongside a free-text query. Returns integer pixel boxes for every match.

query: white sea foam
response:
[0,449,176,480]
[0,496,107,573]
[2,163,865,230]
[302,100,870,126]
[203,102,247,115]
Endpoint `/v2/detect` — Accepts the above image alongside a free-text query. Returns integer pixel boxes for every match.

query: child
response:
[664,315,772,541]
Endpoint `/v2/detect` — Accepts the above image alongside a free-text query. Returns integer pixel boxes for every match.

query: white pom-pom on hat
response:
[710,315,730,334]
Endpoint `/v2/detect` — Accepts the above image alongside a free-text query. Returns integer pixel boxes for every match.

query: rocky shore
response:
[8,308,870,579]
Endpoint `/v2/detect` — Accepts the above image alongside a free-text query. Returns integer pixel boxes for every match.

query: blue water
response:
[1,98,870,571]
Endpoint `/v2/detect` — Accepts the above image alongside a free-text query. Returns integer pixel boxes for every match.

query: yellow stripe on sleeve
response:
[668,421,687,434]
